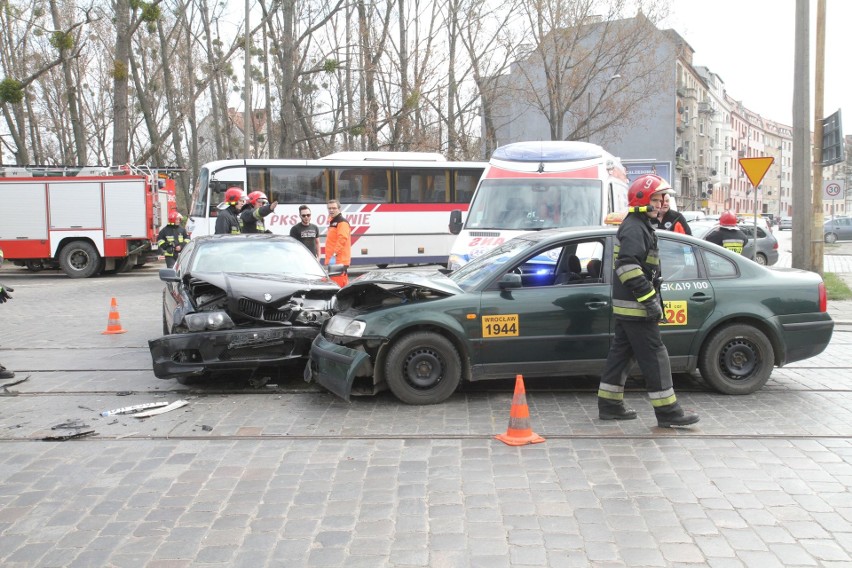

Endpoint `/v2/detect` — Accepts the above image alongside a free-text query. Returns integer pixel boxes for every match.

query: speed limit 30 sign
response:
[823,179,846,200]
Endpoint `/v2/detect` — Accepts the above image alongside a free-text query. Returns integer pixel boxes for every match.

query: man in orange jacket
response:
[653,193,691,235]
[325,199,351,287]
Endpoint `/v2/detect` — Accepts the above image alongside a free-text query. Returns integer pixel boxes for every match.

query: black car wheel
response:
[825,232,838,244]
[698,324,774,395]
[384,331,461,405]
[755,253,767,266]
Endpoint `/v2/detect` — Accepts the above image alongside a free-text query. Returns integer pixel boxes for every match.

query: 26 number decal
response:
[660,301,687,326]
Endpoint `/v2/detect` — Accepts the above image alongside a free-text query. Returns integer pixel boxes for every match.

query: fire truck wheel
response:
[25,260,45,272]
[59,241,101,279]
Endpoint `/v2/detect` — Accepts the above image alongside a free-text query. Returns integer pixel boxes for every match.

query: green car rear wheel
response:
[699,323,774,395]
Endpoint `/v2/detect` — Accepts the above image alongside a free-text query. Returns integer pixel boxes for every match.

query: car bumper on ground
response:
[148,326,319,379]
[305,334,372,401]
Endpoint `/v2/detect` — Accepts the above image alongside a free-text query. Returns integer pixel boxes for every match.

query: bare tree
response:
[504,0,669,142]
[455,0,521,157]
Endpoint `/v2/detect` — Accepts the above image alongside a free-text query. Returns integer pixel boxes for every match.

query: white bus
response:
[186,152,486,266]
[447,141,629,270]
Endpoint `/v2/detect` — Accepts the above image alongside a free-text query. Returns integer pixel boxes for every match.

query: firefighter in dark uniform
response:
[704,211,748,255]
[0,247,14,379]
[157,210,190,268]
[240,191,278,233]
[214,187,245,235]
[597,174,699,428]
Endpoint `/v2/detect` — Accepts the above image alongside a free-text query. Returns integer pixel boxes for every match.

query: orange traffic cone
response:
[495,375,545,446]
[102,297,127,335]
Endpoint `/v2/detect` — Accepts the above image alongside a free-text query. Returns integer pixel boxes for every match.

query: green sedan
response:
[306,227,834,405]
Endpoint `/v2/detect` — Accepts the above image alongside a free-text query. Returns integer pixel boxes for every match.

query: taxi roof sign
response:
[738,157,775,188]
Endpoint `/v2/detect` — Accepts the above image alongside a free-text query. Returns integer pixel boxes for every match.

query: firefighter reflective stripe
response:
[597,383,624,401]
[722,240,745,254]
[636,289,656,303]
[248,207,266,231]
[612,299,651,318]
[616,264,644,283]
[649,388,677,407]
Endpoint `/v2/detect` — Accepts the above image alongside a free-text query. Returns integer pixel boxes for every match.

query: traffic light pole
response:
[810,0,825,275]
[791,0,811,271]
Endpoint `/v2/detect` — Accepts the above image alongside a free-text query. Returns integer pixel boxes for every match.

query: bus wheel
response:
[59,241,101,278]
[376,264,389,269]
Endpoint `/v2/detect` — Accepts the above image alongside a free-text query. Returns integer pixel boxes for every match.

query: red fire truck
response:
[0,165,175,278]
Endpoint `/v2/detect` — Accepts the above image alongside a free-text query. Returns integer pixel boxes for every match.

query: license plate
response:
[228,328,286,348]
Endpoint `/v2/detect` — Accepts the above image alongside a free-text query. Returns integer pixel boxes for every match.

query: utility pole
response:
[244,0,252,158]
[791,0,811,270]
[810,0,826,274]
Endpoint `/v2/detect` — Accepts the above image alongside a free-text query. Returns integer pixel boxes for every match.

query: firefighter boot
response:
[598,398,637,421]
[0,365,14,380]
[655,402,699,428]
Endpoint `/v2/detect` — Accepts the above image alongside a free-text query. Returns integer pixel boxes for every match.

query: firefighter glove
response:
[641,297,662,321]
[0,283,12,303]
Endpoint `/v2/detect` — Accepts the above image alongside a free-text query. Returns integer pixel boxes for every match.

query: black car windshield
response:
[450,236,539,291]
[190,240,327,277]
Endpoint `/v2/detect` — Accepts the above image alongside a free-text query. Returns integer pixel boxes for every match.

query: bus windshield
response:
[190,167,210,217]
[464,179,603,231]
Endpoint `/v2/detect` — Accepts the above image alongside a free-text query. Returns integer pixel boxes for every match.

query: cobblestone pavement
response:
[1,255,852,567]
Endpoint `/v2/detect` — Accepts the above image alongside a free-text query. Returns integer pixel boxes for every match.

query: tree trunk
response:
[49,0,87,165]
[111,0,130,164]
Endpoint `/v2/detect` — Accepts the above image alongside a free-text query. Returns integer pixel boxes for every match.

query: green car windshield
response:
[450,236,540,291]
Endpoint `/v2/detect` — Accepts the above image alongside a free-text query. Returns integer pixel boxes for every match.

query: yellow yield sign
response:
[738,157,775,188]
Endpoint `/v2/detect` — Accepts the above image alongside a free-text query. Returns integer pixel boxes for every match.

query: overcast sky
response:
[663,0,849,137]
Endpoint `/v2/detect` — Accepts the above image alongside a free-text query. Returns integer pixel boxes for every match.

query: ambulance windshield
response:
[464,179,603,231]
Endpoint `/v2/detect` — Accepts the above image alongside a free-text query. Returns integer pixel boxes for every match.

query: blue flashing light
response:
[491,141,603,163]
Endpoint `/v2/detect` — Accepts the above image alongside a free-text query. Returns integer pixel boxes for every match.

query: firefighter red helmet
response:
[247,191,268,207]
[167,210,180,224]
[628,174,672,212]
[719,211,738,228]
[224,187,244,205]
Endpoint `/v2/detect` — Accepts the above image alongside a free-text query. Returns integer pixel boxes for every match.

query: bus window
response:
[397,168,448,203]
[334,167,390,203]
[454,169,482,203]
[267,166,328,203]
[209,179,243,215]
[247,167,270,195]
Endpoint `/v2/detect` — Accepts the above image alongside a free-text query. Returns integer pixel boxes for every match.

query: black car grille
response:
[238,298,290,322]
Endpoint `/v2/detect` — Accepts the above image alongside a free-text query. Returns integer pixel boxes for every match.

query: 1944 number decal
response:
[482,314,519,337]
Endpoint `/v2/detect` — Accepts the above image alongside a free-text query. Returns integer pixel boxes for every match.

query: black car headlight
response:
[184,311,236,331]
[325,315,366,338]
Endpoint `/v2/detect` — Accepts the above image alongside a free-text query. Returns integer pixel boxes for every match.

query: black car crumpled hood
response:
[191,270,339,303]
[335,270,462,310]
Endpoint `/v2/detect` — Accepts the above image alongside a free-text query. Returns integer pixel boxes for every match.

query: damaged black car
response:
[149,234,342,384]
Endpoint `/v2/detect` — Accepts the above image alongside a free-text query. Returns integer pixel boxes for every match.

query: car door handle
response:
[690,293,712,303]
[585,300,609,310]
